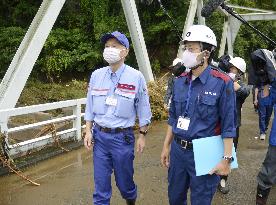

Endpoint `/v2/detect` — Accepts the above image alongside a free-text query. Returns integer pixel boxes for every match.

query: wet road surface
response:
[1,96,276,205]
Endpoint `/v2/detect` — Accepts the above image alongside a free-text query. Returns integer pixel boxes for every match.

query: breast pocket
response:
[91,90,108,115]
[197,96,217,119]
[174,93,187,117]
[114,90,135,118]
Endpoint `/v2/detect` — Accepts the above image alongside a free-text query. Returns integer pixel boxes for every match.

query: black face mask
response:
[170,62,186,77]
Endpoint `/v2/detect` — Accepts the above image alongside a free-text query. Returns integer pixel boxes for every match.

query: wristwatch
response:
[139,130,148,136]
[222,156,234,164]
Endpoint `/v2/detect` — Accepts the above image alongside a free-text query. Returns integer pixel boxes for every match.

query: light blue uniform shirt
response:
[85,64,152,128]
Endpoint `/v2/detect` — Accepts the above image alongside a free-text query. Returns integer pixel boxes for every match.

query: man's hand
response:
[209,159,231,176]
[84,131,93,151]
[161,143,171,168]
[233,81,241,91]
[136,134,146,153]
[254,99,258,107]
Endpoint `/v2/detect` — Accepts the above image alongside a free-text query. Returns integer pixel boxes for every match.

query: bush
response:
[0,27,26,78]
[37,28,102,81]
[147,74,169,121]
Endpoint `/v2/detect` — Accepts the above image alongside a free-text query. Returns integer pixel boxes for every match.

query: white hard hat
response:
[172,58,182,66]
[229,57,246,73]
[184,25,217,47]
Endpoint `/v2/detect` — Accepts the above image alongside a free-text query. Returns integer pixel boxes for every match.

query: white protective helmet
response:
[229,57,246,73]
[184,25,217,47]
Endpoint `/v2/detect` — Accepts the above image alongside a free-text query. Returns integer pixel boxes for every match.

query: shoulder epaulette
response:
[210,69,230,83]
[175,72,189,78]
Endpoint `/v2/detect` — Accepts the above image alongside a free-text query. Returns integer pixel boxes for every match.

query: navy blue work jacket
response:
[168,66,237,141]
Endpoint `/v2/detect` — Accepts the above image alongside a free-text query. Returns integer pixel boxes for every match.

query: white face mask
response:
[103,47,123,64]
[182,50,202,70]
[228,72,236,80]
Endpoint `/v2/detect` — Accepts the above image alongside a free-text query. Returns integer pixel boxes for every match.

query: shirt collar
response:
[197,66,211,84]
[108,64,125,77]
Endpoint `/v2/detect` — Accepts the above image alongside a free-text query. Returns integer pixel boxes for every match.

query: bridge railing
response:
[0,98,86,157]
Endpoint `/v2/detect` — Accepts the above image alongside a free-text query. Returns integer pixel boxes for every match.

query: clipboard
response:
[192,135,238,176]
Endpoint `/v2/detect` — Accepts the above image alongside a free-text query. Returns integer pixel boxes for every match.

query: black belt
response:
[174,135,193,150]
[95,123,132,133]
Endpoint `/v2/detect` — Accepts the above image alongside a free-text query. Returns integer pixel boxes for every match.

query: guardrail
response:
[0,98,86,157]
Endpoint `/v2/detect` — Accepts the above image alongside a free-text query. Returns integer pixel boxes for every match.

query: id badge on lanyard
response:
[105,95,117,106]
[177,80,192,130]
[177,116,190,130]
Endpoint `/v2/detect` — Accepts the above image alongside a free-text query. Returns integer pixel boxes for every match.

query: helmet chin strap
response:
[190,60,204,70]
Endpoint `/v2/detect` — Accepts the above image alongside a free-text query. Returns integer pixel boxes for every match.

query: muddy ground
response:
[0,96,276,205]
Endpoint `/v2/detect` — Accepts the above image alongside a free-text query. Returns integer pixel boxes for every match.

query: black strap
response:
[174,135,193,149]
[95,123,132,133]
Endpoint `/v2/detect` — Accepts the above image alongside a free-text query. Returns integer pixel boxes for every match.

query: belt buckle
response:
[180,139,188,149]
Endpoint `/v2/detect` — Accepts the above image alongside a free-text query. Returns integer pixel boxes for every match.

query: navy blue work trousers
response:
[168,140,219,205]
[92,126,137,205]
[258,102,273,134]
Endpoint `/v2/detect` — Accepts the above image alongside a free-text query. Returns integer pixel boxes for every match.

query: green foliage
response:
[18,79,87,106]
[37,28,101,81]
[0,27,26,77]
[1,0,276,81]
[151,59,161,74]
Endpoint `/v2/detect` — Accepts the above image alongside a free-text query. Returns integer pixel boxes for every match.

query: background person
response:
[217,56,250,194]
[254,85,273,140]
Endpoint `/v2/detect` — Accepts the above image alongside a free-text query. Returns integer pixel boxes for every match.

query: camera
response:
[168,58,186,77]
[217,54,232,73]
[170,62,186,77]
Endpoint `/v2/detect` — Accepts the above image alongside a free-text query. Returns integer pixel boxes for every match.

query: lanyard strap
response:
[184,80,192,117]
[110,65,126,92]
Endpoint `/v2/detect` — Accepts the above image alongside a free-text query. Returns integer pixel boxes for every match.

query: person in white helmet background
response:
[217,55,251,194]
[161,24,236,205]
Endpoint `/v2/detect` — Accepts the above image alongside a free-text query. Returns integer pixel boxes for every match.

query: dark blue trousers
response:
[92,126,137,205]
[168,140,219,205]
[258,97,273,134]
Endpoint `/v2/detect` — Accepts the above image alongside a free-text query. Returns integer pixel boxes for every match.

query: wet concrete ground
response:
[1,96,276,205]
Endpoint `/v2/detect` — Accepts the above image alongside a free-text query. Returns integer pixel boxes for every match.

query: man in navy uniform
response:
[84,31,151,205]
[161,25,236,205]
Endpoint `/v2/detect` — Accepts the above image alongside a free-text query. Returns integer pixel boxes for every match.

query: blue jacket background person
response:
[251,49,276,205]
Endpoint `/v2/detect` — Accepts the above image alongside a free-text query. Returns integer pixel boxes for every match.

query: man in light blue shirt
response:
[84,31,151,205]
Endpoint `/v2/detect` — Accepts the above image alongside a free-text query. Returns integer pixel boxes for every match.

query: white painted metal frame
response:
[121,0,154,82]
[178,1,276,58]
[177,0,202,58]
[219,5,276,56]
[0,0,66,111]
[0,98,86,157]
